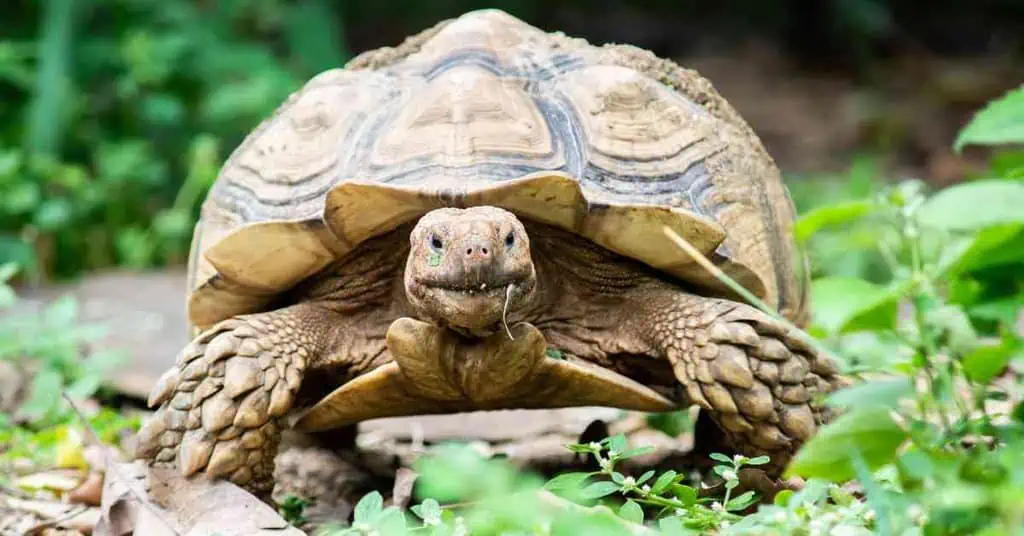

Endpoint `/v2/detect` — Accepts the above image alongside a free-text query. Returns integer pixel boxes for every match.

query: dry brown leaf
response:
[1,495,100,534]
[69,472,105,507]
[16,470,85,494]
[95,461,305,536]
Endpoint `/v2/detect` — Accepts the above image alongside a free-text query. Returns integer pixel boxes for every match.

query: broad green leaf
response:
[618,446,655,459]
[708,453,732,464]
[773,489,794,506]
[617,500,643,524]
[794,199,874,243]
[954,85,1024,151]
[605,433,627,453]
[827,378,913,410]
[544,472,592,492]
[937,224,1023,276]
[65,373,102,400]
[746,455,770,466]
[918,180,1024,231]
[963,341,1017,383]
[579,481,619,500]
[785,407,907,482]
[637,470,655,485]
[669,484,697,506]
[811,277,906,334]
[19,368,63,420]
[650,470,677,494]
[375,507,407,534]
[353,491,383,523]
[726,490,757,511]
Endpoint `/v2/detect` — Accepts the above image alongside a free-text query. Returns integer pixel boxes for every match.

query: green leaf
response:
[650,470,677,494]
[19,368,63,421]
[544,472,592,492]
[937,224,1023,276]
[617,500,643,524]
[785,406,908,482]
[605,433,627,453]
[954,85,1024,151]
[669,484,697,506]
[963,342,1016,384]
[773,489,794,506]
[826,378,913,410]
[651,473,675,496]
[726,490,757,511]
[411,499,441,524]
[918,180,1024,231]
[746,455,770,466]
[637,470,655,485]
[708,453,732,464]
[579,481,620,500]
[794,199,874,243]
[353,491,383,523]
[65,373,102,400]
[375,507,407,534]
[618,446,655,459]
[811,277,905,334]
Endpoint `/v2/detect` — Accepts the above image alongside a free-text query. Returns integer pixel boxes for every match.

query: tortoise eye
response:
[505,232,515,248]
[430,235,444,251]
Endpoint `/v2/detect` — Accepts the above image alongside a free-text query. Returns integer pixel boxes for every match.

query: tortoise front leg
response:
[134,304,330,499]
[629,292,849,474]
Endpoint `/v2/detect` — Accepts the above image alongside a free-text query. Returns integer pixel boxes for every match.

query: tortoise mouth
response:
[417,274,527,294]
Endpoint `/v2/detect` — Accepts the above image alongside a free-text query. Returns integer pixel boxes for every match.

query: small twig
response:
[60,391,182,535]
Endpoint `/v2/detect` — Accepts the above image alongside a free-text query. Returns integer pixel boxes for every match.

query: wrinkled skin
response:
[404,207,537,336]
[136,207,846,498]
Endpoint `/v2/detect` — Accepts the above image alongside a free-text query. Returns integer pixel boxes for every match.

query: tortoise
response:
[134,8,846,497]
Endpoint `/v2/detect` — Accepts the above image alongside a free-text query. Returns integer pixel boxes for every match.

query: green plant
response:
[1,1,349,279]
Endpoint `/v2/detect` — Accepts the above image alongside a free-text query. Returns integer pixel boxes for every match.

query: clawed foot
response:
[134,313,309,496]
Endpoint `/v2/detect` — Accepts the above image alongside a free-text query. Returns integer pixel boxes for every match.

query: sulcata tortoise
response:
[135,9,846,497]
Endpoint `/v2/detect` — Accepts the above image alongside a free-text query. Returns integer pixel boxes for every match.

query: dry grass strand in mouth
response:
[503,284,515,340]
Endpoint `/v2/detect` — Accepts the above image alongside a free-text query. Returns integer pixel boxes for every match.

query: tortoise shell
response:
[186,9,808,332]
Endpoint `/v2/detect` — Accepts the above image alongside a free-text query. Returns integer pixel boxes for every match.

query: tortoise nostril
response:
[481,247,488,255]
[466,248,472,255]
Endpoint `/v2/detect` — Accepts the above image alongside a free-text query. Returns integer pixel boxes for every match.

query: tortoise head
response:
[404,206,537,335]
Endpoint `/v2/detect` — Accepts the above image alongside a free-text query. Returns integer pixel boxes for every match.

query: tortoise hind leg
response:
[630,292,849,475]
[134,304,331,499]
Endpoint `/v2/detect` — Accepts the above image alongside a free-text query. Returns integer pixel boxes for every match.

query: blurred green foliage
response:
[1,0,349,280]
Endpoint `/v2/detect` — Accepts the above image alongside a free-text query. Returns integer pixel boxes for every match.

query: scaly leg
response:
[134,304,331,498]
[630,292,849,474]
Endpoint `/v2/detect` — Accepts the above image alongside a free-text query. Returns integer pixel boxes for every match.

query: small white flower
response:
[711,501,724,512]
[589,442,602,450]
[622,476,636,489]
[641,484,651,493]
[607,450,619,458]
[734,454,746,464]
[773,512,787,524]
